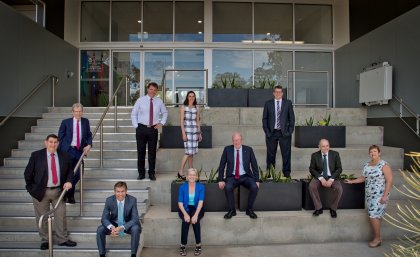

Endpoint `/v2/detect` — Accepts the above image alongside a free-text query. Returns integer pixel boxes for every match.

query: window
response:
[213,2,252,42]
[254,3,293,43]
[295,5,333,44]
[213,50,252,88]
[81,2,110,42]
[175,2,204,42]
[143,1,173,42]
[111,1,142,42]
[254,51,293,88]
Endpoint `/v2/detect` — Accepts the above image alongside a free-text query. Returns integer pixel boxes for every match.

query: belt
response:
[47,186,61,189]
[138,123,156,128]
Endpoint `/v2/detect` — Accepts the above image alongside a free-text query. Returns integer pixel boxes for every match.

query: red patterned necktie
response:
[149,98,153,126]
[235,150,240,180]
[76,120,80,150]
[51,153,58,185]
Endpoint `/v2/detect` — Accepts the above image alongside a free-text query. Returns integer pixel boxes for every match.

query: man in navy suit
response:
[96,181,141,257]
[218,132,259,219]
[262,86,295,177]
[58,103,92,204]
[24,134,77,250]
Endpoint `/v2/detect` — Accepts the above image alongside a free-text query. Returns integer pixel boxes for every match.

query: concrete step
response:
[42,112,132,119]
[18,140,137,150]
[37,118,133,127]
[31,125,135,133]
[143,203,406,247]
[12,149,139,158]
[48,107,133,113]
[25,132,135,141]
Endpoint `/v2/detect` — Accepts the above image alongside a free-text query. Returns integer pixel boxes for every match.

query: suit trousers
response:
[32,188,68,243]
[265,130,292,176]
[225,176,258,211]
[178,205,204,245]
[136,125,158,176]
[309,178,343,210]
[96,222,141,255]
[67,147,83,199]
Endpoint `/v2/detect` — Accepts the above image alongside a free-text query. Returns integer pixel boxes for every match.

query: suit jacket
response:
[101,194,140,232]
[58,117,93,152]
[309,150,343,180]
[217,145,259,182]
[178,182,205,212]
[262,98,295,137]
[24,148,73,201]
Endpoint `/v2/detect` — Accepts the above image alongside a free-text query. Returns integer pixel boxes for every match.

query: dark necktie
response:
[323,154,328,179]
[76,120,80,150]
[149,98,153,127]
[51,153,58,185]
[276,101,281,129]
[235,150,240,180]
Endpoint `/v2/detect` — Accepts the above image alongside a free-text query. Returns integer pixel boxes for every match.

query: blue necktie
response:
[323,154,329,179]
[118,201,125,237]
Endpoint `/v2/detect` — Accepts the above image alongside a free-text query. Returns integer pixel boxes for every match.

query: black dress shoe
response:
[246,209,258,219]
[40,242,49,250]
[137,175,145,180]
[223,210,237,219]
[100,255,106,257]
[58,240,77,247]
[66,197,76,204]
[149,174,156,181]
[131,254,136,257]
[330,208,337,218]
[313,209,323,216]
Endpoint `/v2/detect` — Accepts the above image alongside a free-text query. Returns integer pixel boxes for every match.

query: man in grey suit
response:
[96,181,141,257]
[309,139,343,218]
[218,132,259,219]
[262,85,295,177]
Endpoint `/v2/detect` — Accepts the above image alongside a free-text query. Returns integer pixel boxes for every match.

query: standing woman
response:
[178,168,205,256]
[178,91,202,180]
[346,145,393,247]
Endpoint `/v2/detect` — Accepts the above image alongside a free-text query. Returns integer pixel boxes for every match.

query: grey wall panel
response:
[0,2,78,117]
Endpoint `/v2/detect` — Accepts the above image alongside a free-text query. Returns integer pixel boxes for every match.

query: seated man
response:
[96,181,141,257]
[309,138,343,218]
[217,132,259,219]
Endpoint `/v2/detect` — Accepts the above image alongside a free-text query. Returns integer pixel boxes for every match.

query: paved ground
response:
[141,241,394,257]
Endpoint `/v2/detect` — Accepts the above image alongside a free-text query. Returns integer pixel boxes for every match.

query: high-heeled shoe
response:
[368,240,382,248]
[177,172,186,180]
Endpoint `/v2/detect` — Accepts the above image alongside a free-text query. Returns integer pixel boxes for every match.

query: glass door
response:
[112,51,141,106]
[144,51,173,103]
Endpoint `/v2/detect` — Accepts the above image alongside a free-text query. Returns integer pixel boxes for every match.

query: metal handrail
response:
[393,95,420,138]
[0,75,58,127]
[38,188,68,257]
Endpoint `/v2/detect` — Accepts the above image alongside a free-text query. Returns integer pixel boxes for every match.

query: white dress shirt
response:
[232,146,246,176]
[71,117,82,147]
[46,149,61,187]
[131,95,168,128]
[318,152,333,181]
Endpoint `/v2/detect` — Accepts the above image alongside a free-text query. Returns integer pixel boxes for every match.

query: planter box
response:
[171,182,231,212]
[294,126,346,148]
[239,180,302,211]
[301,179,365,210]
[160,126,212,148]
[248,89,287,107]
[208,88,248,107]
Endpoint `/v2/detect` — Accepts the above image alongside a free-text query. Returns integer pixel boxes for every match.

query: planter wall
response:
[160,126,212,148]
[294,126,346,148]
[239,181,302,211]
[301,180,365,210]
[248,89,287,107]
[208,88,248,107]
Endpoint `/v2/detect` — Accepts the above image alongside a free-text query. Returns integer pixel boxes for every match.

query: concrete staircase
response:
[0,106,409,256]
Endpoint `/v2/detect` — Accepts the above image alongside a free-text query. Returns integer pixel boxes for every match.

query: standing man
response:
[58,103,92,204]
[217,132,259,219]
[262,85,295,177]
[96,181,141,257]
[309,138,343,218]
[131,82,168,181]
[24,134,77,250]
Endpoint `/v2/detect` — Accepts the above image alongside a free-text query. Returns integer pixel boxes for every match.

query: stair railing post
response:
[100,123,103,168]
[114,96,118,133]
[52,76,56,108]
[126,76,129,106]
[48,215,53,257]
[79,161,84,216]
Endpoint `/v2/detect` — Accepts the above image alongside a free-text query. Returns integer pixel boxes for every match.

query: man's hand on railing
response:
[63,182,72,191]
[83,145,91,155]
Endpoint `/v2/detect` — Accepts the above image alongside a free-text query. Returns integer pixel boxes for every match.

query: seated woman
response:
[178,168,205,256]
[345,145,393,248]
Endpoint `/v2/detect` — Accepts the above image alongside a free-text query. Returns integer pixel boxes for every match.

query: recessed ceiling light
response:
[198,31,202,34]
[197,20,202,24]
[266,32,271,36]
[137,20,142,23]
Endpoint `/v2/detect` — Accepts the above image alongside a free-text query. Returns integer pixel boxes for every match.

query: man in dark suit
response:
[262,85,295,177]
[96,181,141,257]
[24,134,77,250]
[58,103,92,204]
[309,138,343,218]
[218,132,259,219]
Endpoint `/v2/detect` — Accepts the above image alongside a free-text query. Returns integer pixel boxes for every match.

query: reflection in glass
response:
[144,52,173,102]
[111,1,141,42]
[254,51,293,89]
[80,50,110,107]
[81,2,110,42]
[113,52,141,106]
[175,2,204,42]
[295,4,332,44]
[293,52,333,106]
[213,2,252,42]
[143,1,173,42]
[213,50,252,88]
[254,3,293,43]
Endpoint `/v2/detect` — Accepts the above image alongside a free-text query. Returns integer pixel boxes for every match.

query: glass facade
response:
[213,2,252,42]
[143,1,173,42]
[254,3,293,43]
[111,1,142,42]
[213,50,253,88]
[175,2,204,42]
[112,52,141,106]
[80,2,110,42]
[295,5,333,44]
[254,51,293,89]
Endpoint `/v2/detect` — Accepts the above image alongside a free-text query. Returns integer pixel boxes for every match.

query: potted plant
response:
[208,73,248,107]
[202,169,230,212]
[301,173,365,210]
[294,114,346,148]
[160,123,212,148]
[239,166,302,211]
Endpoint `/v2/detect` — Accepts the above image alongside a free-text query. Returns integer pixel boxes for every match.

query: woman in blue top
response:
[178,168,205,256]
